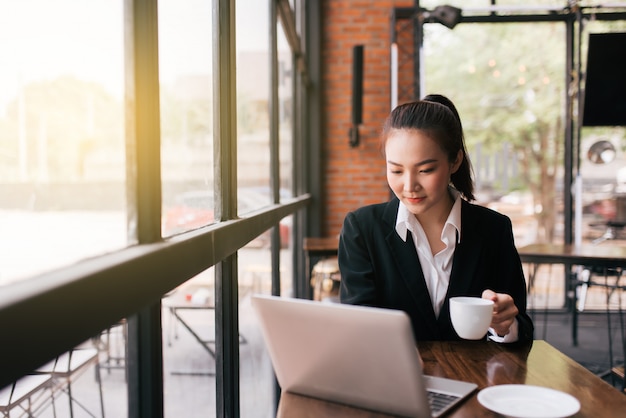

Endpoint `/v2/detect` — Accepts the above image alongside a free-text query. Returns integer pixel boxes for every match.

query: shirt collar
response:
[447,189,462,244]
[395,188,462,243]
[395,202,412,242]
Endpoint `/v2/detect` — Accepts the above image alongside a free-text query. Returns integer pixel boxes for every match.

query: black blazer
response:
[338,197,534,343]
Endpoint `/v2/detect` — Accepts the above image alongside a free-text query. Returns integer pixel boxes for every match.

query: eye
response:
[419,167,435,174]
[387,165,403,175]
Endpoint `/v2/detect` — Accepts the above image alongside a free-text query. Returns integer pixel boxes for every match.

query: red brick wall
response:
[321,1,414,237]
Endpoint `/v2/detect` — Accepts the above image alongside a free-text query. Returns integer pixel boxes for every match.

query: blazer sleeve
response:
[338,210,378,306]
[495,215,535,344]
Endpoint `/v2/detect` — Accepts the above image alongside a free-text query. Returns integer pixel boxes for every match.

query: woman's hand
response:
[482,289,518,337]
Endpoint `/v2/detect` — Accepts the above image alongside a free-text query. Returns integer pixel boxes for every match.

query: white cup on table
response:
[449,297,494,340]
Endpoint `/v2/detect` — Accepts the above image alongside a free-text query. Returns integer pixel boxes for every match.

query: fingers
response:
[482,289,497,302]
[483,290,518,336]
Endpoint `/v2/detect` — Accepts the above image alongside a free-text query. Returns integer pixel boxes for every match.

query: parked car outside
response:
[162,188,291,248]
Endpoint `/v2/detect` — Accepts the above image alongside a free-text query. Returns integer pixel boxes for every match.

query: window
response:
[0,0,126,285]
[160,0,214,238]
[424,21,566,246]
[0,3,309,418]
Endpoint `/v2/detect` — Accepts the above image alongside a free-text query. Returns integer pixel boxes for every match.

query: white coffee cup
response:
[449,296,494,340]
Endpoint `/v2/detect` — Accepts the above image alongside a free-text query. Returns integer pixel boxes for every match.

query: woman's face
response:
[385,128,461,220]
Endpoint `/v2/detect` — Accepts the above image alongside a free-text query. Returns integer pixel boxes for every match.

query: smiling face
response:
[385,128,462,222]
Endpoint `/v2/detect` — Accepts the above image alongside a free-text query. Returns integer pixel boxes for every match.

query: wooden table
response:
[277,340,626,417]
[517,243,626,350]
[303,236,340,256]
[517,243,626,268]
[518,243,626,309]
[302,241,626,280]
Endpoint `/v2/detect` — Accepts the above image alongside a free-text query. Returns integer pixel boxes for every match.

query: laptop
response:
[251,294,477,418]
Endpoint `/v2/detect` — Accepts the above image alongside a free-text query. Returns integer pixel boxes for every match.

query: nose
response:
[403,172,419,193]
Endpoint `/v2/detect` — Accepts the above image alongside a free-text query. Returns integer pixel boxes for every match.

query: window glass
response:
[160,0,214,238]
[277,20,295,268]
[237,0,272,216]
[578,20,626,247]
[278,23,294,201]
[0,0,126,285]
[162,269,216,417]
[423,21,565,248]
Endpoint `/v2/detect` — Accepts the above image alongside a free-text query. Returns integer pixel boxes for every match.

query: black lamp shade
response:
[582,32,626,127]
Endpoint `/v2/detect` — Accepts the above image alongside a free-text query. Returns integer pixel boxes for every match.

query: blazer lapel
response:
[383,200,439,334]
[446,201,484,298]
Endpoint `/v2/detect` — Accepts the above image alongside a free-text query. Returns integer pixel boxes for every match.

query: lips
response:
[404,196,425,204]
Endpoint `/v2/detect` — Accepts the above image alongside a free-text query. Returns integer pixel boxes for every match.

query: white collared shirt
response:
[395,191,462,318]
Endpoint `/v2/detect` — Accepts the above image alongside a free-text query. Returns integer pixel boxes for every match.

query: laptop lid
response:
[251,294,476,418]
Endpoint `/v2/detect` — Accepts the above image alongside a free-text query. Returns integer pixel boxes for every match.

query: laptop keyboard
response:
[427,390,460,414]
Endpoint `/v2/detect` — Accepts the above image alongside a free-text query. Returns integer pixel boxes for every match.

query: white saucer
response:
[477,384,581,418]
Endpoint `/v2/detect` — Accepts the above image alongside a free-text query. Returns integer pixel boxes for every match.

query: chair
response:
[92,319,127,381]
[35,347,105,418]
[573,264,625,388]
[0,374,52,417]
[589,220,626,244]
[310,257,341,303]
[611,365,625,393]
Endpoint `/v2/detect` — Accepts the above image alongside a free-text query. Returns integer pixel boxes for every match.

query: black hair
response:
[380,95,475,201]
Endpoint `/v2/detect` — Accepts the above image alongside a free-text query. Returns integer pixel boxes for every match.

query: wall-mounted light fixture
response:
[349,44,364,148]
[390,5,462,118]
[587,139,616,165]
[423,5,462,29]
[354,5,461,147]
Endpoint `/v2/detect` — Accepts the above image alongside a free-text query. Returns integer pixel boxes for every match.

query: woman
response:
[338,95,534,343]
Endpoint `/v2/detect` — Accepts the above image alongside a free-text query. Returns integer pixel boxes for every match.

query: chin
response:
[403,203,425,215]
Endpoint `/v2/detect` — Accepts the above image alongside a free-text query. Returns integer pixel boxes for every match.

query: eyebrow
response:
[386,158,438,167]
